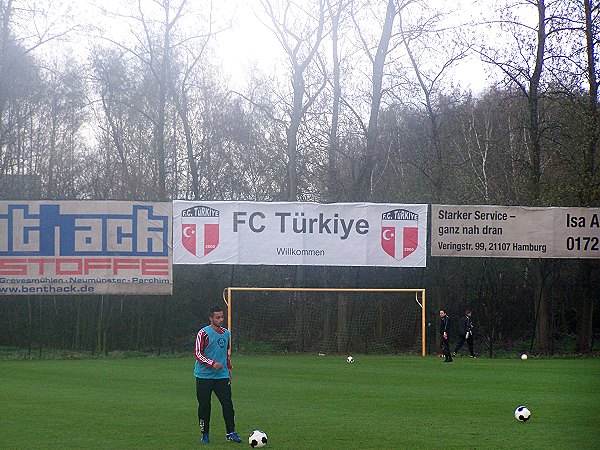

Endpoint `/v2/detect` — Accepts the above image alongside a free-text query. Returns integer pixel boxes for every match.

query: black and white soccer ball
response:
[514,405,531,422]
[347,355,354,363]
[249,429,268,448]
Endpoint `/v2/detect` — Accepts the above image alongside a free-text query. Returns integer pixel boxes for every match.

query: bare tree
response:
[398,1,471,202]
[92,0,222,201]
[135,0,188,201]
[477,0,556,353]
[0,0,81,197]
[349,0,397,201]
[260,0,327,201]
[324,0,346,200]
[477,0,553,204]
[553,0,600,353]
[575,0,599,354]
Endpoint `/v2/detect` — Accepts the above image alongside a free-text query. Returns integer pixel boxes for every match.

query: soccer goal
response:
[223,287,426,356]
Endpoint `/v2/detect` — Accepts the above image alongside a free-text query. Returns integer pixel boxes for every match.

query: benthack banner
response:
[173,201,428,267]
[0,201,172,296]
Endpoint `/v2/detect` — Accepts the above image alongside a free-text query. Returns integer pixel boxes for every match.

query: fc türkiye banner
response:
[173,201,428,267]
[0,201,172,296]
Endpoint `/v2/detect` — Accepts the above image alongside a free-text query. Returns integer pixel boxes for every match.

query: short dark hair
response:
[209,305,223,317]
[466,309,472,315]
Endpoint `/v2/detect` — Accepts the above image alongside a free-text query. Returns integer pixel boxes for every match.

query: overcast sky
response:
[30,0,516,93]
[215,0,496,92]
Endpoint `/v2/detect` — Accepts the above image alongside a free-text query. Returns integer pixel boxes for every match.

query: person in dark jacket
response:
[453,310,476,357]
[439,310,452,362]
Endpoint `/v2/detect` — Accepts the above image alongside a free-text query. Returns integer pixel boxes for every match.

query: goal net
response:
[224,288,426,356]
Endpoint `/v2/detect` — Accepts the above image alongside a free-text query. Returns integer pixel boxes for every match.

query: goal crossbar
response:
[223,287,426,356]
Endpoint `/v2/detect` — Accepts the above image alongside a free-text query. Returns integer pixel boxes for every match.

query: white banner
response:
[432,205,600,258]
[173,202,428,267]
[0,201,172,295]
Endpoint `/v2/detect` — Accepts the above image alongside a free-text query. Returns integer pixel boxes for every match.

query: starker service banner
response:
[0,201,172,295]
[173,202,428,267]
[432,205,600,258]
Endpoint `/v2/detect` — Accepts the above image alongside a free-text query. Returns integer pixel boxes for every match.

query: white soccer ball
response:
[514,405,531,422]
[521,353,528,360]
[248,430,268,448]
[346,355,354,363]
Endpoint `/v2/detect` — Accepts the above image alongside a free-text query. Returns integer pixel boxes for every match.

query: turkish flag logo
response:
[182,224,197,255]
[381,209,419,260]
[181,223,219,257]
[180,205,220,258]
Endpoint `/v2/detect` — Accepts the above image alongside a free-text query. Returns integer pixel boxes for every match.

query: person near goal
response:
[453,309,476,358]
[439,310,453,363]
[194,305,242,444]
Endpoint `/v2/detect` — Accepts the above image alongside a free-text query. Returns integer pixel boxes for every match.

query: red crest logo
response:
[381,209,419,260]
[181,206,220,257]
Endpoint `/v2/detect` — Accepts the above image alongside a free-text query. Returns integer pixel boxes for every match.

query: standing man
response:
[439,310,452,363]
[453,309,476,358]
[195,305,242,444]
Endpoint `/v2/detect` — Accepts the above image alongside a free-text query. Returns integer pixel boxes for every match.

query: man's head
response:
[439,310,446,318]
[209,305,224,328]
[466,310,472,317]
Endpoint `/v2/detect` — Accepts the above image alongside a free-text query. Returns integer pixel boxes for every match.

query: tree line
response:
[0,0,598,356]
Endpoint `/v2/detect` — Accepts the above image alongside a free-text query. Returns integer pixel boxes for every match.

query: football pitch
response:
[1,355,599,449]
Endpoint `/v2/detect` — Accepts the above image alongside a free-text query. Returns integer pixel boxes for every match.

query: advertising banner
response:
[431,205,600,258]
[173,201,428,267]
[0,201,172,295]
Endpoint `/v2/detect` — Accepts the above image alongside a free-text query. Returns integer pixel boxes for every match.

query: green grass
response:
[1,355,599,449]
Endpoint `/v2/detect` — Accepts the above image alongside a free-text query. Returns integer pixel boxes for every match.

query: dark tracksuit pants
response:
[454,333,475,356]
[196,377,235,435]
[441,336,452,361]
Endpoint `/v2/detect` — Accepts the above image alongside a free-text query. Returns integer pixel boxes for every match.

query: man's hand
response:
[443,332,447,339]
[212,362,223,370]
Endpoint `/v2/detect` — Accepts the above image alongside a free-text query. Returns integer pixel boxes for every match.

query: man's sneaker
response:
[452,352,457,357]
[226,432,242,443]
[470,355,477,358]
[201,433,209,444]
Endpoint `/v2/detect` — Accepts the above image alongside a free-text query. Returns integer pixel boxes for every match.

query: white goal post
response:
[223,287,426,356]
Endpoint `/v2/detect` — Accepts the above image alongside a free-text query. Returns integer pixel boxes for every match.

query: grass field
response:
[1,354,599,449]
